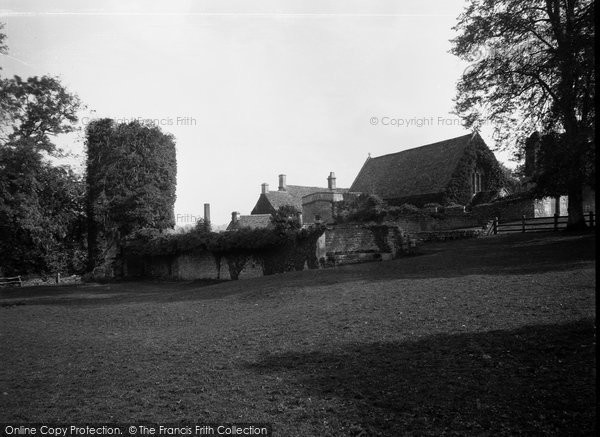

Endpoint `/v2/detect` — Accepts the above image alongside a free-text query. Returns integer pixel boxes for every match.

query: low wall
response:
[317,224,411,264]
[175,252,226,280]
[391,214,482,233]
[122,251,265,281]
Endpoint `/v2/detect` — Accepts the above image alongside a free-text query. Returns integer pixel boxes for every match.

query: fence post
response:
[521,215,526,233]
[589,211,595,228]
[56,272,60,284]
[493,217,498,235]
[554,213,559,231]
[18,275,22,287]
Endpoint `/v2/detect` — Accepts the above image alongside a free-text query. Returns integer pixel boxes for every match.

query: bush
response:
[334,194,388,223]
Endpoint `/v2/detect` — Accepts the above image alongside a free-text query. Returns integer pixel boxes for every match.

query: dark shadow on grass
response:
[0,232,595,307]
[247,319,596,436]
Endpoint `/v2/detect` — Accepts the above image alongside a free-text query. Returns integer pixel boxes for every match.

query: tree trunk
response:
[566,184,587,230]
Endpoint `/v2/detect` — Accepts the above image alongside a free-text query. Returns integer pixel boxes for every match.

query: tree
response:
[451,0,595,229]
[0,23,6,54]
[0,75,80,153]
[0,138,86,275]
[271,205,302,231]
[85,119,177,274]
[0,25,85,275]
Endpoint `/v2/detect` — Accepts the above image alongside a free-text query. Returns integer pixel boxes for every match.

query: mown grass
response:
[0,232,595,436]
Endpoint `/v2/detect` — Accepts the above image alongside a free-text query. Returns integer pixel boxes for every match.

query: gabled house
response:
[251,173,348,215]
[349,133,505,207]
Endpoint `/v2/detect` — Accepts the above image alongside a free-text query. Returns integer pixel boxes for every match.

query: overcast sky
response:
[0,0,515,227]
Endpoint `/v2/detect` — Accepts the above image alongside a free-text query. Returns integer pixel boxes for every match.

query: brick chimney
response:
[261,183,269,194]
[327,172,336,190]
[203,203,211,224]
[278,174,287,191]
[231,211,240,223]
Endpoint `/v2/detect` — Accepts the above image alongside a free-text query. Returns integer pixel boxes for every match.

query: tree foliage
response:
[0,75,81,153]
[0,23,7,55]
[531,131,595,197]
[0,139,86,275]
[0,26,85,275]
[270,205,302,231]
[451,0,595,228]
[85,118,177,271]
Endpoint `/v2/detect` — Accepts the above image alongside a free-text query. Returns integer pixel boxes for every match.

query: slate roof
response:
[251,185,348,215]
[227,214,273,231]
[349,133,480,200]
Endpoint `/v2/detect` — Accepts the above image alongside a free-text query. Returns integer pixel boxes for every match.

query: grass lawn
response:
[0,232,595,436]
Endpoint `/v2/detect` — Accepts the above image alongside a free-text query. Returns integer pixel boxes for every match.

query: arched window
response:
[472,170,484,194]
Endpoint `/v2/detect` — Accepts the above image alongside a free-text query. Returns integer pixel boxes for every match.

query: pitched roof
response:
[251,185,348,214]
[349,133,479,200]
[227,214,272,231]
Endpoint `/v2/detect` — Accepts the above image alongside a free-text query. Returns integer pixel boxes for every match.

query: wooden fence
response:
[492,211,595,234]
[0,275,22,287]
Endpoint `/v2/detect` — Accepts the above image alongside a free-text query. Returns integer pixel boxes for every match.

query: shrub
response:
[334,194,388,223]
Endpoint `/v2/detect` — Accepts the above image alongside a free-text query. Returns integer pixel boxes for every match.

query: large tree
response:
[85,119,177,275]
[451,0,595,229]
[0,24,85,275]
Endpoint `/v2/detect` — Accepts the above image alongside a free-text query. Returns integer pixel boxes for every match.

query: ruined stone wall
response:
[324,225,384,254]
[122,251,265,281]
[316,223,413,262]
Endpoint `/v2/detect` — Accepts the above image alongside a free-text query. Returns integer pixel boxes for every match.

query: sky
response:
[0,0,516,227]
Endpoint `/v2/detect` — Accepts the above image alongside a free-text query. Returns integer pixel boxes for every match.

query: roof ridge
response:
[368,133,473,161]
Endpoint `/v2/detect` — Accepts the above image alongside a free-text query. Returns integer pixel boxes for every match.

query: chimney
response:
[261,183,269,194]
[278,174,287,191]
[327,172,336,190]
[203,203,211,224]
[231,211,240,223]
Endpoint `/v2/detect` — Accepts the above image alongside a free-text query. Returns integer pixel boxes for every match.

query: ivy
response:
[444,139,506,205]
[122,225,326,280]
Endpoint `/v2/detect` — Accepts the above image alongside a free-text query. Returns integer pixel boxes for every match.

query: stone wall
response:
[122,251,265,281]
[174,252,225,280]
[390,214,483,233]
[317,224,411,265]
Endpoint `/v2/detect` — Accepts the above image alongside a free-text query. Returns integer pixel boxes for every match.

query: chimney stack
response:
[278,174,287,191]
[231,211,240,223]
[327,172,336,190]
[261,183,269,194]
[203,203,211,224]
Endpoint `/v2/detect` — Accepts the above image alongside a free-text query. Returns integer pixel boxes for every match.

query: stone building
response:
[349,133,504,207]
[226,212,272,231]
[248,173,348,224]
